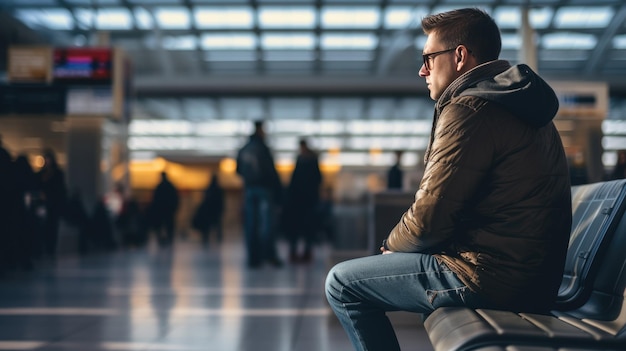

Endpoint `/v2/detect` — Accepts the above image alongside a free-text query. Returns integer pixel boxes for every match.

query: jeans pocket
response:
[426,286,471,309]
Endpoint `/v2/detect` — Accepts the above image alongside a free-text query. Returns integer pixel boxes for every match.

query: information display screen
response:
[8,46,52,83]
[53,48,113,83]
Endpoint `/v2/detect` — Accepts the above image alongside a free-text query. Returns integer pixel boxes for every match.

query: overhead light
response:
[194,7,253,29]
[542,32,596,50]
[200,33,257,50]
[321,7,380,29]
[261,34,315,50]
[258,7,316,28]
[321,33,377,49]
[16,9,74,30]
[96,8,133,30]
[154,7,190,29]
[555,6,613,29]
[384,6,427,29]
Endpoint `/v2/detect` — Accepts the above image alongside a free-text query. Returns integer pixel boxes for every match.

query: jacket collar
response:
[435,60,511,115]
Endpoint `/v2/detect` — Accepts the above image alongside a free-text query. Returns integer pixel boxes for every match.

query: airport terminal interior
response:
[2,0,626,350]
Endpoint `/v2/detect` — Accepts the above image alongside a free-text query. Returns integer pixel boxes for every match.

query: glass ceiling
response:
[5,0,624,85]
[3,0,626,165]
[9,3,622,51]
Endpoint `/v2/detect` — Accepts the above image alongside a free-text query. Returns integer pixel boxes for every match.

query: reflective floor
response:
[0,230,433,351]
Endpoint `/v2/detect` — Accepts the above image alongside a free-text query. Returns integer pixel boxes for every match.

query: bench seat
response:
[424,180,626,351]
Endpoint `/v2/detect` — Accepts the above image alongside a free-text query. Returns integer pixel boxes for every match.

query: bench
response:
[424,179,626,351]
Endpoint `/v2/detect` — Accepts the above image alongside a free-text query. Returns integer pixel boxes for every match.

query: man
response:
[325,8,572,351]
[236,120,283,268]
[37,148,67,258]
[387,150,404,190]
[283,138,322,264]
[149,171,179,247]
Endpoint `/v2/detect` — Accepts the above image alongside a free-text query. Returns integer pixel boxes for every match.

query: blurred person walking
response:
[37,148,67,259]
[192,173,225,248]
[148,171,179,247]
[0,144,19,272]
[387,150,404,190]
[13,155,40,269]
[236,120,284,268]
[283,138,322,264]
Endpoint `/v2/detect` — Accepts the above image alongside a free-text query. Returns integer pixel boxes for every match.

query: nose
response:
[419,63,429,77]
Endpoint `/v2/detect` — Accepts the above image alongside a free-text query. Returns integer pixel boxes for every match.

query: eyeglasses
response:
[422,48,456,71]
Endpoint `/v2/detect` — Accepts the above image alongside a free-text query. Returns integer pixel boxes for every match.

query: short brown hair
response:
[421,8,501,64]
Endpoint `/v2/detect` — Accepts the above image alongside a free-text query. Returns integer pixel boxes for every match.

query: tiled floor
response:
[0,229,434,351]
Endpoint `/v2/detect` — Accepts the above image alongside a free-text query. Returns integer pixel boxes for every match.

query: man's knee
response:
[325,263,344,301]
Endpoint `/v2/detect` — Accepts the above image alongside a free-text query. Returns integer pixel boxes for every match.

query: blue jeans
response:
[325,252,483,351]
[244,187,278,265]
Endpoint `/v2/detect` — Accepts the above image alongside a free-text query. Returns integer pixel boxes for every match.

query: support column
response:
[65,116,105,212]
[518,6,538,71]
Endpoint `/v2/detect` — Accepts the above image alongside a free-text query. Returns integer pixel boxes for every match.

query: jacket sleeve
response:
[386,100,495,253]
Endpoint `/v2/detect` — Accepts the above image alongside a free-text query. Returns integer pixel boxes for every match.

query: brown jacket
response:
[386,61,572,312]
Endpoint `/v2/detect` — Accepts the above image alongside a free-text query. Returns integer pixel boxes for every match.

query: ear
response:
[455,45,474,72]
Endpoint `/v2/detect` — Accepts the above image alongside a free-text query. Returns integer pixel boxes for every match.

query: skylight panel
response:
[493,6,554,29]
[384,6,427,29]
[529,7,553,29]
[269,99,314,119]
[541,32,597,50]
[74,9,94,30]
[414,36,427,50]
[321,51,373,61]
[128,0,181,3]
[15,0,57,4]
[493,7,519,29]
[162,35,197,50]
[95,8,133,30]
[200,33,257,50]
[93,0,120,4]
[154,7,190,29]
[554,7,613,29]
[258,7,315,28]
[321,33,377,49]
[194,7,253,29]
[81,0,104,4]
[261,34,315,50]
[263,51,316,61]
[133,7,154,29]
[204,51,257,62]
[322,7,380,28]
[16,9,74,30]
[613,35,626,50]
[501,34,521,50]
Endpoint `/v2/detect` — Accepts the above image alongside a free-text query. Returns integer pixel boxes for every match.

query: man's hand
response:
[380,239,393,254]
[380,246,394,254]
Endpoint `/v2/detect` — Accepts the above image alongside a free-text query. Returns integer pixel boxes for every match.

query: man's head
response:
[43,148,58,169]
[299,138,309,152]
[254,120,265,139]
[394,150,403,163]
[419,8,501,100]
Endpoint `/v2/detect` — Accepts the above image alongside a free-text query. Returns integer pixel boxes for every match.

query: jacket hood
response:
[438,60,559,128]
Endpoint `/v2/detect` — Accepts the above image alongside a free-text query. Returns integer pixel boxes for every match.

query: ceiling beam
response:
[584,5,626,75]
[134,75,428,96]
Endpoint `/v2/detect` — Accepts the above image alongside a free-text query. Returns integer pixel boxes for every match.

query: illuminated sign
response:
[53,48,113,83]
[8,46,52,83]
